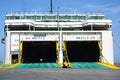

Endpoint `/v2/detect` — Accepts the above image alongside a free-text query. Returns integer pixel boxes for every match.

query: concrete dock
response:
[0,68,120,80]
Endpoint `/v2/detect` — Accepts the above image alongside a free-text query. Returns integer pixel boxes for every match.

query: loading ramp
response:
[9,40,120,69]
[17,41,61,68]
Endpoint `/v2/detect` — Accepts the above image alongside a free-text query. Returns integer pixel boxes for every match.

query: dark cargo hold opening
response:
[12,54,18,64]
[66,41,100,62]
[22,41,56,63]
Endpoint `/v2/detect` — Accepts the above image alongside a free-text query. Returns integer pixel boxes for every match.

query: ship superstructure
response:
[4,11,113,65]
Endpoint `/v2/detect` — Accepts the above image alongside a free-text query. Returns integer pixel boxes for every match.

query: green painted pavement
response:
[15,62,60,68]
[0,64,13,68]
[14,62,110,69]
[71,62,110,69]
[1,62,111,69]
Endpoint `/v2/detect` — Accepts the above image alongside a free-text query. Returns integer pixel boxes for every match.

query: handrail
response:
[56,41,59,61]
[20,39,23,63]
[98,41,108,63]
[63,41,71,67]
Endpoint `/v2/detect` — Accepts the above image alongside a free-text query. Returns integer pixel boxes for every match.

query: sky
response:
[0,0,120,63]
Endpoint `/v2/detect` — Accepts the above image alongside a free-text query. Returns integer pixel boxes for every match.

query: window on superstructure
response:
[59,16,63,19]
[77,16,86,20]
[26,16,32,19]
[15,16,20,19]
[32,16,37,20]
[45,15,48,19]
[63,15,68,19]
[67,16,71,19]
[72,15,77,19]
[90,16,98,19]
[82,16,86,20]
[77,15,80,19]
[47,16,56,19]
[6,16,16,20]
[36,16,42,20]
[20,16,25,19]
[6,16,11,20]
[98,16,104,19]
[42,16,46,20]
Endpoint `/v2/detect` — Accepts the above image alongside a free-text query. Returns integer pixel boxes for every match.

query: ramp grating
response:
[71,62,110,69]
[15,62,60,68]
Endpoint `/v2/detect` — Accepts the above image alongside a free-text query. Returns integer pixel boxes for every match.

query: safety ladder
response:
[63,41,71,67]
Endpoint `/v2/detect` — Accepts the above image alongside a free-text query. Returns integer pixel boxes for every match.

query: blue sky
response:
[0,0,120,62]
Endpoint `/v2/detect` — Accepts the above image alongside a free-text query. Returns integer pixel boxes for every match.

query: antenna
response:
[50,0,53,14]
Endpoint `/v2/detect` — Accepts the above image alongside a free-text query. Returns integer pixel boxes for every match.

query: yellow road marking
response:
[9,63,21,68]
[0,64,11,68]
[97,62,120,70]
